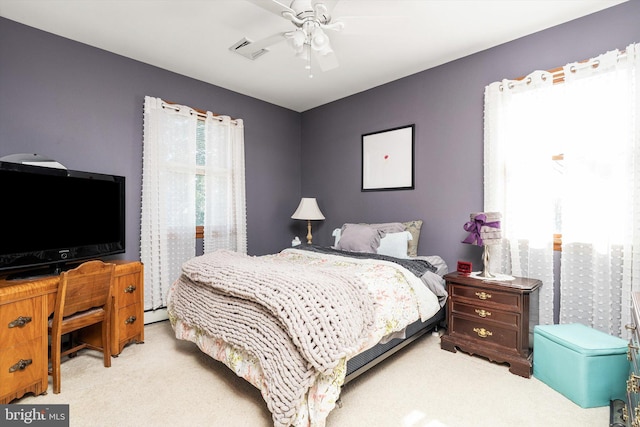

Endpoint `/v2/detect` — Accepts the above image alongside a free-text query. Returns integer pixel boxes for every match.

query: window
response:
[141,97,247,310]
[196,119,205,239]
[483,44,640,336]
[551,153,563,251]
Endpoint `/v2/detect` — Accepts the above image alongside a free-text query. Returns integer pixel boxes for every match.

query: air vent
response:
[229,38,269,61]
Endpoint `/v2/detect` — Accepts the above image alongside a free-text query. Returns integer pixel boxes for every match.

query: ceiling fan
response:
[232,0,346,76]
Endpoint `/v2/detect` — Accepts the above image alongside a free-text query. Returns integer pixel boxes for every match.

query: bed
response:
[167,221,448,427]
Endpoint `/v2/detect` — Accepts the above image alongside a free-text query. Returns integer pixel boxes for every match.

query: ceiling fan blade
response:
[244,0,294,18]
[315,0,341,15]
[315,50,339,72]
[233,32,288,58]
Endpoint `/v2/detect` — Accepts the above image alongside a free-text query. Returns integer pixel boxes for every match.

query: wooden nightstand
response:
[440,272,541,378]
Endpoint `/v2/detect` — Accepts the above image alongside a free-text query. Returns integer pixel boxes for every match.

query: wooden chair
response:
[48,260,115,394]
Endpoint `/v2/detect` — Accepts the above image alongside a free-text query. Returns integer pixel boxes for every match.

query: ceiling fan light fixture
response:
[296,44,310,61]
[311,28,333,55]
[286,29,306,53]
[244,0,340,73]
[311,28,327,50]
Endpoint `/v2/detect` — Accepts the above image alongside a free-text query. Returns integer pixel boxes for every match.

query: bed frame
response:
[345,305,446,383]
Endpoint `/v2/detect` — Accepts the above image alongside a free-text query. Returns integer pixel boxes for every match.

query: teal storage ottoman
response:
[533,323,628,408]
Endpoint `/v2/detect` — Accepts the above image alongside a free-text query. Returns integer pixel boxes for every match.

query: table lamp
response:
[462,212,502,278]
[291,198,325,245]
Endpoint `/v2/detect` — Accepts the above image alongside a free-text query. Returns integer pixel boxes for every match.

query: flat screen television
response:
[0,161,125,277]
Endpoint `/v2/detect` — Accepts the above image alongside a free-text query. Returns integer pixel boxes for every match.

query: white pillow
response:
[377,231,412,258]
[332,228,342,247]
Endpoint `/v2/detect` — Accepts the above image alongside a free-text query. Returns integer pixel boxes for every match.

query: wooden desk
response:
[0,261,144,403]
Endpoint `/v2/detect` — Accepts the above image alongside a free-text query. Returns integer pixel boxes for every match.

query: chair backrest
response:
[55,260,115,318]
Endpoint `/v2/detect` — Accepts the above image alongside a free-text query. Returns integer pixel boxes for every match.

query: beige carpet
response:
[17,321,608,426]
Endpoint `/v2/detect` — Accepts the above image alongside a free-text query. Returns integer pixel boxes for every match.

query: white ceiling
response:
[0,0,627,112]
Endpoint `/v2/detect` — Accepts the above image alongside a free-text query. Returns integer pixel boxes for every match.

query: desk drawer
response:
[115,272,142,307]
[118,303,142,343]
[0,338,44,397]
[0,298,43,346]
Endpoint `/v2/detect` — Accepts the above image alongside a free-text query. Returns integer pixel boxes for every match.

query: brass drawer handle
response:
[473,327,493,338]
[627,373,640,393]
[125,316,137,325]
[124,285,137,293]
[8,316,32,328]
[626,323,637,331]
[475,309,491,318]
[628,344,639,361]
[475,292,492,300]
[9,358,32,373]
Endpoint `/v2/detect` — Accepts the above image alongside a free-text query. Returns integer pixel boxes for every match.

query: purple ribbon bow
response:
[462,213,501,246]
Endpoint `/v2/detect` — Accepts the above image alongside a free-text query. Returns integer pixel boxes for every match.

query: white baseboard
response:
[144,308,168,324]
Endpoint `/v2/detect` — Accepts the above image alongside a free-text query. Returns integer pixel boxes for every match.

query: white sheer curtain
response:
[484,70,557,327]
[141,97,247,311]
[141,96,197,310]
[202,113,247,254]
[559,45,640,335]
[484,43,640,336]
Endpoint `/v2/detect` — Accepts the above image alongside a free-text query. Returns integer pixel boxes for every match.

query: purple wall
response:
[0,17,301,258]
[301,1,640,269]
[1,1,639,272]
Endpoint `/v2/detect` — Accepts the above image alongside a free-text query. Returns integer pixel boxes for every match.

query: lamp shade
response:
[291,198,325,220]
[462,212,502,246]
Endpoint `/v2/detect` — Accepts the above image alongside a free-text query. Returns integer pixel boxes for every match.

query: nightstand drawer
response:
[451,300,518,326]
[450,283,520,310]
[450,315,518,351]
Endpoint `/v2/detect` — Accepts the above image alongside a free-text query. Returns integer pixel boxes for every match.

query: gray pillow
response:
[366,222,406,234]
[336,223,384,253]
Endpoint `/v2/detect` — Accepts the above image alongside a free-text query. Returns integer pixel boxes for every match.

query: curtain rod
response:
[161,100,240,125]
[515,49,628,85]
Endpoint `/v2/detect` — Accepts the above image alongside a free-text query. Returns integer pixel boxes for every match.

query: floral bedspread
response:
[167,248,443,427]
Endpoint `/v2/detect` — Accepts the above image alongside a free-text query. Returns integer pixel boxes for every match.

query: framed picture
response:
[361,124,415,191]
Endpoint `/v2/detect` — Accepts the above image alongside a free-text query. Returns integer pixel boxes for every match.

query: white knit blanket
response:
[170,250,376,427]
